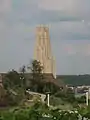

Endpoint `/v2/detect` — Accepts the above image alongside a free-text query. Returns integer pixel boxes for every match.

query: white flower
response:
[74,110,78,113]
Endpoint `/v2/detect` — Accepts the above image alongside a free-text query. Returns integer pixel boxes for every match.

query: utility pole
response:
[47,93,50,107]
[46,92,50,107]
[86,92,89,106]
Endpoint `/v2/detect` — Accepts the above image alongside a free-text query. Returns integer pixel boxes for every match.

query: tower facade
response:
[0,74,3,87]
[34,25,56,78]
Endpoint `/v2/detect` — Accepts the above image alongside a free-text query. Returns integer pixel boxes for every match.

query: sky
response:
[0,0,90,75]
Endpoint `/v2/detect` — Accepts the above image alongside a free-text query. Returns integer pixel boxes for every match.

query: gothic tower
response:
[0,74,3,87]
[34,25,56,79]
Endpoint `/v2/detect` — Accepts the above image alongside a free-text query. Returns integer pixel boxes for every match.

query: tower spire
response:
[34,25,56,78]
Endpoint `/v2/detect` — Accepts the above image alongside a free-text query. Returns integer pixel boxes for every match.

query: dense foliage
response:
[2,69,26,107]
[54,91,86,104]
[0,102,90,120]
[0,59,89,113]
[0,60,60,107]
[28,60,44,92]
[27,60,59,94]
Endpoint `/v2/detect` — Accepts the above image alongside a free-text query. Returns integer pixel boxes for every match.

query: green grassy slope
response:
[57,75,90,86]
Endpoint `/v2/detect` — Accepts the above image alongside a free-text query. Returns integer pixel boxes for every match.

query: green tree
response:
[78,106,90,119]
[3,78,11,90]
[19,65,27,88]
[5,70,22,88]
[19,65,26,74]
[28,60,44,92]
[2,70,26,107]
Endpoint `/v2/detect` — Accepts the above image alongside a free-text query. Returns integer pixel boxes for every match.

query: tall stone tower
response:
[34,25,56,79]
[0,74,3,87]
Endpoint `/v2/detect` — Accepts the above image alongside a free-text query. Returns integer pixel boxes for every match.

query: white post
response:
[47,93,50,107]
[86,92,88,106]
[75,88,77,95]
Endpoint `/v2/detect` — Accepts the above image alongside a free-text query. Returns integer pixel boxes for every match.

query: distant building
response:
[34,25,56,79]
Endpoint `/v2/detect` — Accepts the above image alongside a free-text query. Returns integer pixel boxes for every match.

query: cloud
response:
[50,21,90,41]
[39,0,90,20]
[0,0,11,13]
[38,0,74,11]
[52,41,90,74]
[52,41,90,57]
[5,0,82,27]
[62,44,76,55]
[8,9,80,27]
[82,44,90,56]
[0,0,90,74]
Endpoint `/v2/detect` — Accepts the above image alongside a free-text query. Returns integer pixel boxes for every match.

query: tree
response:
[3,77,12,89]
[2,69,27,107]
[19,65,26,74]
[78,106,90,119]
[3,69,26,89]
[28,60,44,92]
[5,70,22,88]
[19,65,27,88]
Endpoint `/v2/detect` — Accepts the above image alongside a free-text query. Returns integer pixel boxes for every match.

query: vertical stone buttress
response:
[0,74,3,87]
[34,25,56,78]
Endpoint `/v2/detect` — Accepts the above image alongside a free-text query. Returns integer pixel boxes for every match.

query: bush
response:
[75,96,86,104]
[1,102,90,120]
[54,91,76,103]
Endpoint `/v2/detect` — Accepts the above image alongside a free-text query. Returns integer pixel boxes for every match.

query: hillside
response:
[2,72,90,87]
[57,74,90,86]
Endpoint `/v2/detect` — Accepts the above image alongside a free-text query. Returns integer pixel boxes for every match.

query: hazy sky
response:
[0,0,90,75]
